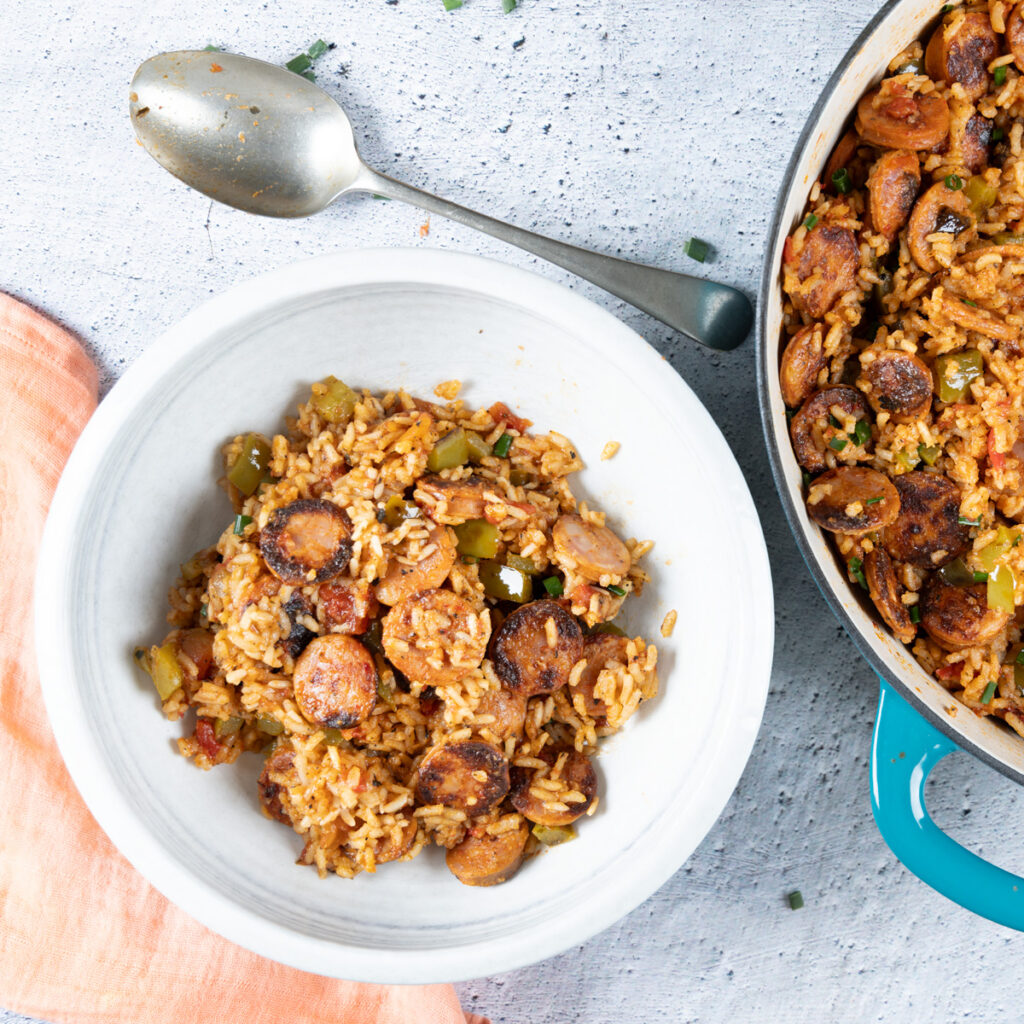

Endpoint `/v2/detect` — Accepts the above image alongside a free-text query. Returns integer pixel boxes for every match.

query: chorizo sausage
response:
[855,84,950,150]
[414,739,510,816]
[260,498,353,584]
[509,747,597,827]
[780,324,827,408]
[920,573,1011,650]
[866,150,920,241]
[446,818,530,886]
[789,386,873,474]
[925,10,999,102]
[858,349,933,421]
[864,548,917,644]
[293,634,378,729]
[551,514,631,580]
[881,471,970,568]
[805,467,901,534]
[490,599,584,698]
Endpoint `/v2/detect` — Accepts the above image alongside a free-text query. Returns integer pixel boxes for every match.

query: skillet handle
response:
[871,678,1024,929]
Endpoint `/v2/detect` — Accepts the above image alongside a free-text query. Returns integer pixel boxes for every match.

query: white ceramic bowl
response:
[36,248,773,982]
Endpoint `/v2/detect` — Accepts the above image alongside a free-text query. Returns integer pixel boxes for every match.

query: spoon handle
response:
[355,167,752,351]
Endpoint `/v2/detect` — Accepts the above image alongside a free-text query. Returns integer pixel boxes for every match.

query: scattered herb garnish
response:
[503,0,517,10]
[910,605,921,624]
[854,419,872,446]
[982,680,998,704]
[939,3,954,13]
[307,39,328,60]
[829,413,842,429]
[831,167,852,195]
[829,437,848,452]
[443,0,463,9]
[995,65,1008,87]
[958,516,981,527]
[542,576,564,597]
[945,173,964,191]
[285,53,312,75]
[200,602,209,618]
[803,214,819,230]
[865,496,884,505]
[493,432,513,458]
[787,891,804,910]
[849,556,867,589]
[992,127,1005,143]
[233,514,253,535]
[962,298,978,308]
[802,471,812,488]
[285,38,333,81]
[973,570,989,582]
[203,44,221,52]
[607,584,626,597]
[684,237,709,263]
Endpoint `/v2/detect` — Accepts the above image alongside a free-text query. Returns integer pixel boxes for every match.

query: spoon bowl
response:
[130,50,754,350]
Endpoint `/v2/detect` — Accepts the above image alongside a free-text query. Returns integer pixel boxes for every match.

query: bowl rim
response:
[36,246,775,981]
[755,0,1024,787]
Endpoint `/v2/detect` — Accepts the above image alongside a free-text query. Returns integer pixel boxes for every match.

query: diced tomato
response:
[882,95,918,121]
[783,236,795,265]
[489,401,532,434]
[419,691,442,717]
[988,429,1006,471]
[195,719,222,760]
[319,580,379,634]
[936,662,964,681]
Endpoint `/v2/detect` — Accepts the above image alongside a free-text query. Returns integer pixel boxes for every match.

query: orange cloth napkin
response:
[0,293,487,1024]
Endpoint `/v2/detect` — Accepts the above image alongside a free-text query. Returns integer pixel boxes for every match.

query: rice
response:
[780,8,1024,737]
[137,381,660,884]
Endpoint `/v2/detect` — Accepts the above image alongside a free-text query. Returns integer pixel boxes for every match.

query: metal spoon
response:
[129,50,752,350]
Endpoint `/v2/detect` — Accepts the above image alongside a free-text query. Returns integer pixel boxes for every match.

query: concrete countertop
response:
[3,1,1023,1021]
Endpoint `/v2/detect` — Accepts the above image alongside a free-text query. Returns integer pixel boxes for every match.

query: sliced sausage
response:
[783,223,860,319]
[374,523,457,606]
[490,599,584,698]
[855,84,950,150]
[446,818,530,886]
[790,386,873,474]
[509,747,597,827]
[925,10,998,102]
[473,686,527,741]
[940,292,1020,345]
[260,498,353,584]
[373,813,418,864]
[258,747,296,826]
[864,548,917,645]
[570,633,629,721]
[414,739,510,816]
[907,181,975,274]
[552,514,631,580]
[282,593,317,660]
[824,128,867,192]
[319,578,378,633]
[780,324,827,408]
[953,111,993,173]
[881,471,970,568]
[1009,4,1024,71]
[382,588,490,687]
[920,574,1011,650]
[866,150,920,241]
[415,474,489,524]
[293,634,377,729]
[805,467,901,534]
[858,349,933,421]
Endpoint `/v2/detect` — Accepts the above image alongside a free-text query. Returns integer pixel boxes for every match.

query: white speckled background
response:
[4,0,1024,1021]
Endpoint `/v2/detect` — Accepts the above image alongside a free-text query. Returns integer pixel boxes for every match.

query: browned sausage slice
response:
[260,498,353,584]
[789,386,873,474]
[490,599,584,698]
[881,472,970,568]
[866,150,920,241]
[940,293,1020,345]
[375,523,457,607]
[783,223,860,319]
[855,85,950,150]
[780,325,827,408]
[509,748,597,827]
[858,349,933,421]
[907,181,975,274]
[446,818,530,886]
[864,548,917,644]
[954,111,993,173]
[805,467,900,534]
[920,574,1011,650]
[925,10,999,101]
[382,588,490,686]
[552,514,631,580]
[415,474,489,524]
[569,633,629,721]
[258,747,296,825]
[293,634,378,729]
[373,813,418,864]
[473,686,527,741]
[414,740,510,816]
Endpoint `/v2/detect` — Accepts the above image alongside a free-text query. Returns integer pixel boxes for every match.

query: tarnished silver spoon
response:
[129,50,752,350]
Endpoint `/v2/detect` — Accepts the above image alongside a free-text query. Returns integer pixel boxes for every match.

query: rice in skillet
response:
[136,379,659,884]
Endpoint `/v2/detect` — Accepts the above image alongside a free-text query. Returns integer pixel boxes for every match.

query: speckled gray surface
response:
[4,1,1024,1021]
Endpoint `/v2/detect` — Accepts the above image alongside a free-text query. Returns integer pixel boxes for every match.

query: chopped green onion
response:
[492,432,513,458]
[831,167,852,195]
[684,237,709,262]
[849,556,867,589]
[992,127,1005,143]
[802,471,812,488]
[958,516,981,527]
[502,0,517,10]
[829,437,848,452]
[307,39,328,60]
[803,214,819,230]
[909,605,921,624]
[443,0,463,8]
[865,496,884,505]
[995,65,1008,87]
[854,419,872,446]
[233,514,253,535]
[1017,649,1024,666]
[944,174,964,191]
[982,680,998,704]
[300,70,316,82]
[962,298,978,308]
[203,44,221,52]
[788,890,804,910]
[199,602,209,619]
[542,576,564,597]
[973,571,989,582]
[285,53,312,74]
[607,584,626,597]
[939,3,954,13]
